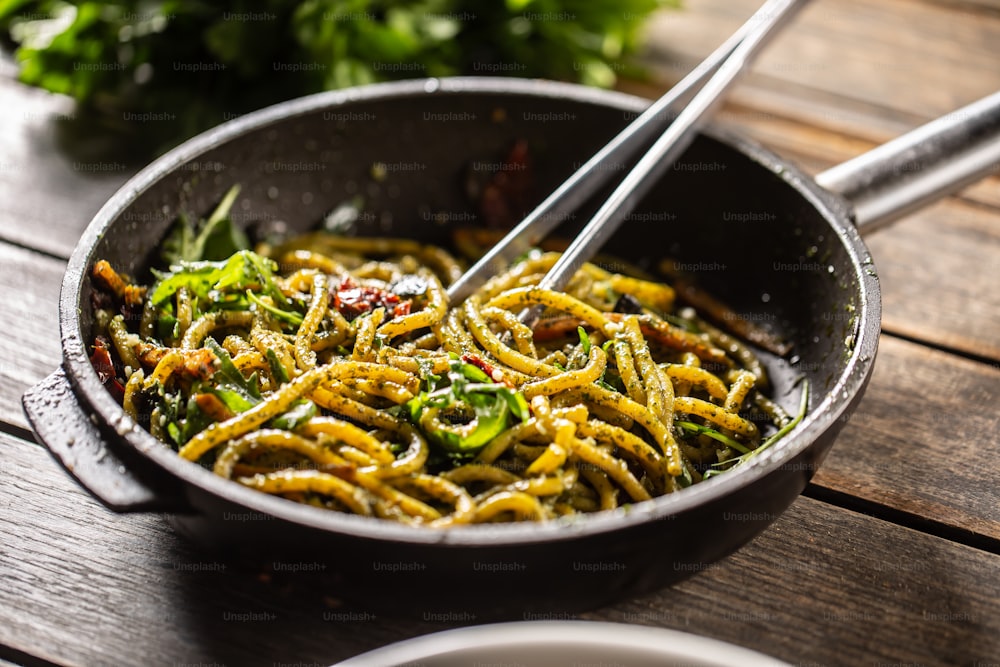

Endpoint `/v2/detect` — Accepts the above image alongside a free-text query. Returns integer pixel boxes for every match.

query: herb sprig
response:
[0,0,676,151]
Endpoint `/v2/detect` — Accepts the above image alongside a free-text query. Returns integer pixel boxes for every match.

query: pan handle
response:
[22,368,192,513]
[815,90,1000,234]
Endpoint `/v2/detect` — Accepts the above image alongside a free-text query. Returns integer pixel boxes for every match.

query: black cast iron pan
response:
[22,78,1000,616]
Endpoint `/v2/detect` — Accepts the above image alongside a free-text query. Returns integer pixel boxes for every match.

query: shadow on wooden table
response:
[119,521,457,666]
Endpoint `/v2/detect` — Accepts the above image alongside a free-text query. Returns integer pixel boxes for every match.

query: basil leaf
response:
[179,393,215,444]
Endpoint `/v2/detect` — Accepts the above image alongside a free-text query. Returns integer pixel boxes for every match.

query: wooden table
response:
[2,1,998,665]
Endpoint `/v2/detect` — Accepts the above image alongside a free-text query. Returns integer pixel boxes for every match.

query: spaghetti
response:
[89,217,805,526]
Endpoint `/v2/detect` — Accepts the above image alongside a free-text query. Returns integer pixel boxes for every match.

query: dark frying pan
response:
[22,78,1000,616]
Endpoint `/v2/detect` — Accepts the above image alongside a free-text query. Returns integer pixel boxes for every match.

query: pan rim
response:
[58,76,880,546]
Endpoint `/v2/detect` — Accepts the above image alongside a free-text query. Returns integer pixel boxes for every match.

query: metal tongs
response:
[446,0,811,324]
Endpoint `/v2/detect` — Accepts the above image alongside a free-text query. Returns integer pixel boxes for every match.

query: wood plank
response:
[869,200,1000,361]
[593,496,1000,666]
[0,242,64,431]
[1,431,999,665]
[0,431,400,667]
[919,0,1000,15]
[713,96,1000,212]
[642,0,1000,122]
[625,87,1000,364]
[0,78,137,259]
[812,335,1000,539]
[635,0,1000,213]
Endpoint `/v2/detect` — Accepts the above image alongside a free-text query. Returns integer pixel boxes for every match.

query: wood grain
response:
[642,0,1000,123]
[0,242,64,431]
[869,201,1000,361]
[1,431,999,666]
[595,499,1000,666]
[813,335,1000,540]
[0,78,137,259]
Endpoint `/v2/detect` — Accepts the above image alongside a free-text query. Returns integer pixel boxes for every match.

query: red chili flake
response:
[331,277,403,320]
[461,353,514,388]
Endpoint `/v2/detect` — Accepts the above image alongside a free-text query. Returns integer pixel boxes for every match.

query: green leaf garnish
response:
[266,348,290,384]
[246,290,304,326]
[407,358,528,459]
[162,185,248,264]
[703,380,809,479]
[270,399,318,431]
[204,337,261,403]
[577,326,591,356]
[676,420,751,454]
[150,249,297,322]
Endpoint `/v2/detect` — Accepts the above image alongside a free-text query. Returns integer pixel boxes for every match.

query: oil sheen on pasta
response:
[89,228,802,526]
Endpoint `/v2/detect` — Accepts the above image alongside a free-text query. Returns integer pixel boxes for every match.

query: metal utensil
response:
[446,0,811,308]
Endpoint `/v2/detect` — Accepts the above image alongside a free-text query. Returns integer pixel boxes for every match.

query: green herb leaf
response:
[209,386,257,415]
[150,249,293,322]
[246,290,304,326]
[162,186,248,264]
[703,380,809,479]
[676,420,751,454]
[180,392,215,444]
[156,313,179,341]
[270,399,318,431]
[407,359,529,458]
[204,337,260,403]
[1,2,673,154]
[266,348,290,384]
[577,326,591,356]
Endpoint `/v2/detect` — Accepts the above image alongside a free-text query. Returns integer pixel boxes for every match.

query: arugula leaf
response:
[162,186,248,264]
[270,400,318,431]
[407,358,529,458]
[209,386,258,415]
[246,290,304,326]
[703,381,809,479]
[203,338,260,403]
[179,393,215,444]
[156,313,179,341]
[676,420,751,454]
[595,339,625,394]
[150,261,221,307]
[150,249,295,322]
[453,360,490,384]
[266,348,290,385]
[577,326,591,356]
[153,385,185,449]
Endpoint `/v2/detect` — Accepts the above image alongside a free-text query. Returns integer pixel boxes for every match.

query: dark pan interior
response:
[69,82,873,614]
[85,88,859,416]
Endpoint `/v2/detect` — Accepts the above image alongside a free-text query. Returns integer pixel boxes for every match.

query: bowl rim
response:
[333,620,792,666]
[58,76,880,545]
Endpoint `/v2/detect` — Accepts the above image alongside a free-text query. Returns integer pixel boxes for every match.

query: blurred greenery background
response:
[0,0,677,152]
